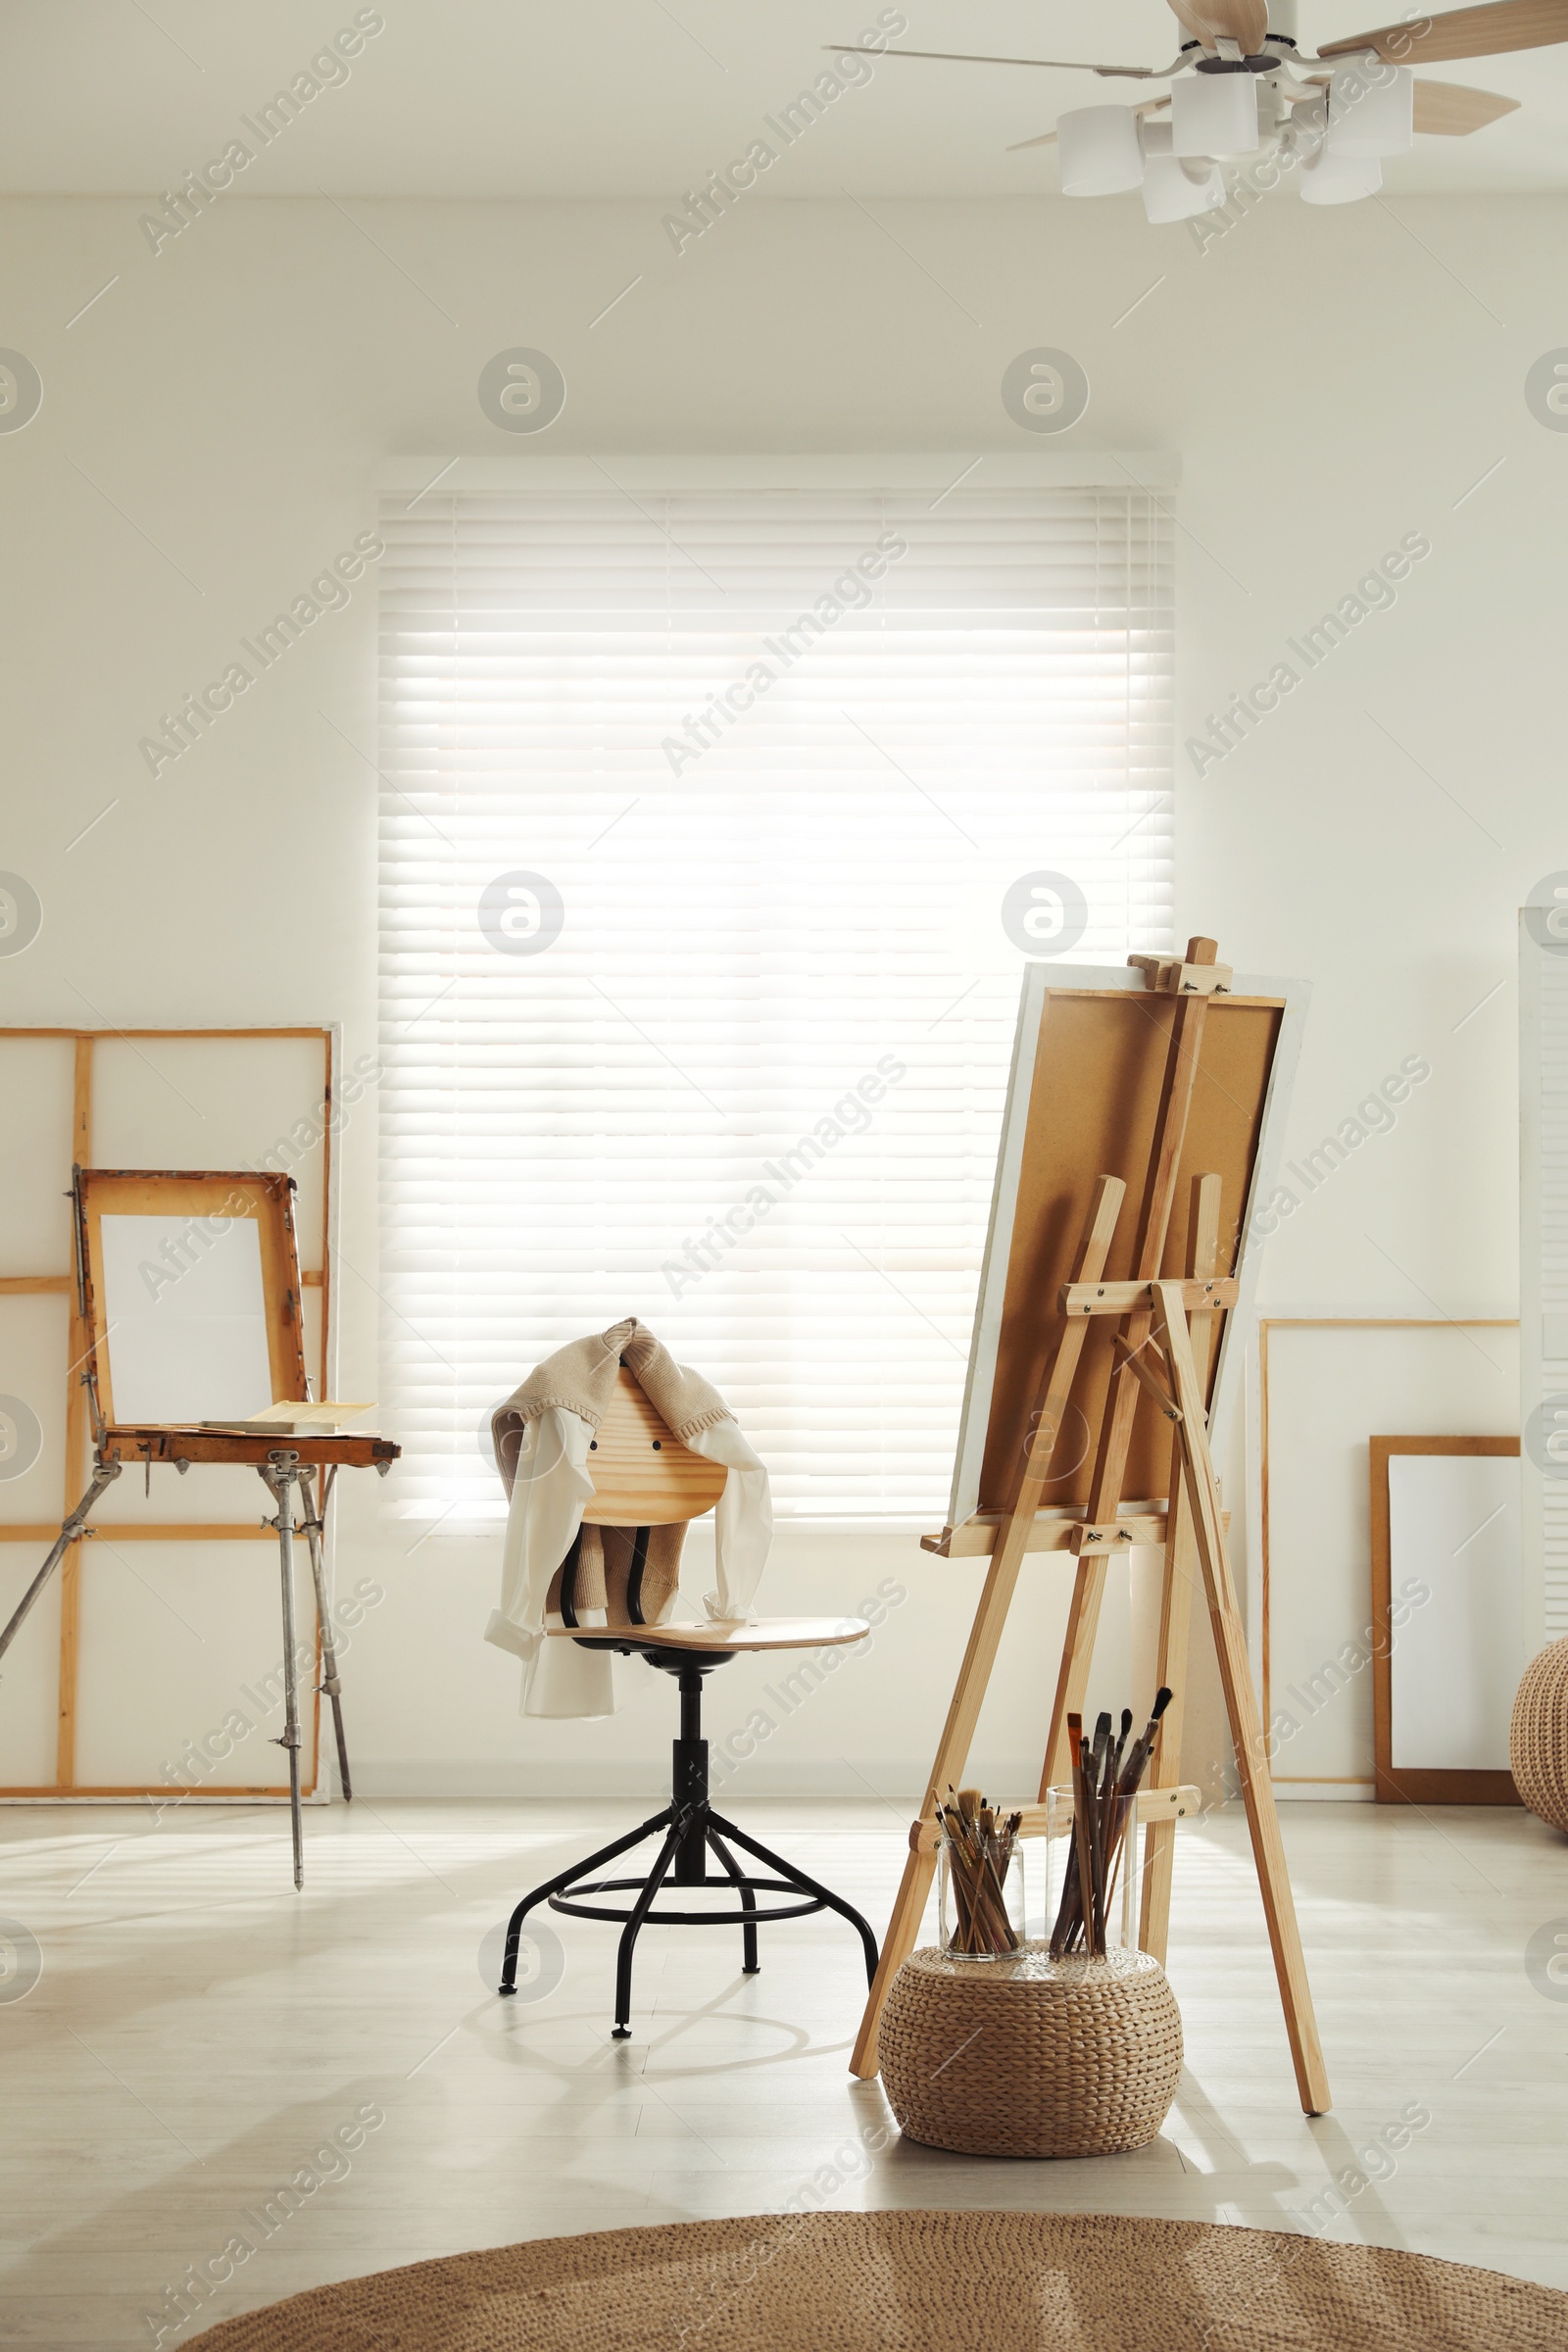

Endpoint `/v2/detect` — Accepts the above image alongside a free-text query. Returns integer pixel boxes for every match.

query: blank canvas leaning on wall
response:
[1259,1322,1520,1795]
[1369,1433,1522,1805]
[1388,1450,1521,1772]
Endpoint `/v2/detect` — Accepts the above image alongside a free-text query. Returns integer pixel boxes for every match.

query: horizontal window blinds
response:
[377,488,1173,1523]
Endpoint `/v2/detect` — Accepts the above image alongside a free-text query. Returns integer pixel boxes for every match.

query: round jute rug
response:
[189,2209,1567,2351]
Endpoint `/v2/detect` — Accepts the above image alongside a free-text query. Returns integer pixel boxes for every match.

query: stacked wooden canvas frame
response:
[851,939,1332,2117]
[0,1027,397,1888]
[0,1133,397,1885]
[0,1028,336,1798]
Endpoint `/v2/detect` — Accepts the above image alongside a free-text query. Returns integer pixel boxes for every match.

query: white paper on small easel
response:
[98,1213,274,1424]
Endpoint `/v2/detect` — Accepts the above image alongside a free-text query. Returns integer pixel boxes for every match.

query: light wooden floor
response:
[2,1796,1565,2347]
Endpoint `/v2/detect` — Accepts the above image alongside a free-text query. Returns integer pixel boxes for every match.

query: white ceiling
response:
[1,0,1564,196]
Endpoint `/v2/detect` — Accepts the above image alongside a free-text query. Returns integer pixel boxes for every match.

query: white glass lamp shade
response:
[1327,61,1413,156]
[1299,141,1383,203]
[1171,69,1262,159]
[1139,120,1226,222]
[1056,105,1145,196]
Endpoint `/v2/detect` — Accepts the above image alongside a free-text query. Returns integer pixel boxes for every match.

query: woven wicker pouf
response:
[1511,1638,1568,1831]
[880,1942,1182,2159]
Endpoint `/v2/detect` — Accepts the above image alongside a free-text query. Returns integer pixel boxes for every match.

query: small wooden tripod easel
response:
[851,939,1331,2117]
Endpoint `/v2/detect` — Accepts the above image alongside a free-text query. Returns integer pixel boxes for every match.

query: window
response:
[377,477,1173,1526]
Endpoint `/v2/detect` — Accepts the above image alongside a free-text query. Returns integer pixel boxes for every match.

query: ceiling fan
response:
[830,0,1557,217]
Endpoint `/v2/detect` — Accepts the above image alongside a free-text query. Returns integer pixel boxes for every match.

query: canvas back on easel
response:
[949,961,1307,1531]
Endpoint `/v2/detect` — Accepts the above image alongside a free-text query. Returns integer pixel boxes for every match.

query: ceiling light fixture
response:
[1138,120,1229,221]
[828,0,1542,217]
[1057,104,1150,194]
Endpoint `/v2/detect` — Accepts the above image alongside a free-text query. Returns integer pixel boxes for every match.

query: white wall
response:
[2,191,1560,1804]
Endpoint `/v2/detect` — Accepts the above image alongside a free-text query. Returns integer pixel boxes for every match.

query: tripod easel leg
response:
[1042,991,1214,1796]
[265,1451,306,1892]
[1139,1172,1221,1962]
[300,1467,352,1802]
[1152,1281,1331,2116]
[0,1462,120,1665]
[848,1544,1017,2078]
[1042,1556,1108,1794]
[851,1174,1125,2082]
[1137,1474,1198,1964]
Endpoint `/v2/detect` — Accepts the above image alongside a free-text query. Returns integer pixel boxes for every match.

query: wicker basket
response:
[879,1941,1182,2159]
[1511,1638,1568,1831]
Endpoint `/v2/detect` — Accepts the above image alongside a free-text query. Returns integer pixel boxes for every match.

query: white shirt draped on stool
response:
[483,1320,772,1719]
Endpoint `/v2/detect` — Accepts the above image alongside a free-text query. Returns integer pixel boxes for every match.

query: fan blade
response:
[1412,76,1522,127]
[1167,0,1269,51]
[1007,97,1171,150]
[1319,0,1568,63]
[825,44,1156,78]
[1167,0,1218,44]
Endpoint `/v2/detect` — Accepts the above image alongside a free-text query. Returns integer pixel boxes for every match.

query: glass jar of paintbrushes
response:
[935,1788,1026,1959]
[1044,1690,1174,1959]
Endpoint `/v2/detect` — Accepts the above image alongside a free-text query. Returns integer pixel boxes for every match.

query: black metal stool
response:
[499,1635,879,2038]
[495,1366,880,2037]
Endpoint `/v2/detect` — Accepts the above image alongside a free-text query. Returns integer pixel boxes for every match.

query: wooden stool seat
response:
[544,1615,868,1653]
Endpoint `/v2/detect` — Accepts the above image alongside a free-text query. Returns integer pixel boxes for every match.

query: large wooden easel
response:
[852,938,1331,2117]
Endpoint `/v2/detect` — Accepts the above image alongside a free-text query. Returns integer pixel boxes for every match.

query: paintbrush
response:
[1052,1718,1089,1956]
[1102,1688,1176,1928]
[1084,1711,1114,1950]
[1115,1687,1174,1811]
[1071,1713,1098,1956]
[941,1785,1022,1953]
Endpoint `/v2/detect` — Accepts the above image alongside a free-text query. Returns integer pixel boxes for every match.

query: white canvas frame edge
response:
[946,960,1311,1531]
[1386,1446,1523,1774]
[322,1020,342,1407]
[1519,911,1545,1652]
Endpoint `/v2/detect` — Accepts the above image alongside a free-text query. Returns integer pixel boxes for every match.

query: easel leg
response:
[1040,982,1214,1792]
[1041,1556,1108,1795]
[267,1451,306,1892]
[1139,1172,1221,1962]
[851,1172,1127,2081]
[1137,1471,1197,1964]
[0,1462,120,1666]
[1152,1282,1331,2116]
[849,1544,1022,2078]
[300,1468,352,1802]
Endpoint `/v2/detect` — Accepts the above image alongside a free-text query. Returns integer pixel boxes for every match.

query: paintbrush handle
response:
[1049,1822,1083,1957]
[1074,1757,1098,1955]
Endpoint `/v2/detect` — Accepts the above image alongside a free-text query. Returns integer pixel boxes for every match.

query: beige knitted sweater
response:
[485,1318,772,1719]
